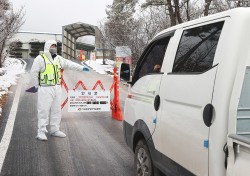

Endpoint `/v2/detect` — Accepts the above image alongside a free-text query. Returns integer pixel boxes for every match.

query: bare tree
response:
[142,0,247,25]
[224,0,250,9]
[142,0,184,26]
[204,0,213,16]
[0,0,24,68]
[101,0,250,68]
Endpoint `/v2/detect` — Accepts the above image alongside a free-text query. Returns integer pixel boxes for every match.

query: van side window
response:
[138,37,170,78]
[172,21,224,73]
[237,67,250,136]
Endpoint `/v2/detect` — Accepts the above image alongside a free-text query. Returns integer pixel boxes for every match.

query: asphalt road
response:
[0,59,134,176]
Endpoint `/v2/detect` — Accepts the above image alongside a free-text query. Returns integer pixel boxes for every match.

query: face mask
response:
[49,47,57,55]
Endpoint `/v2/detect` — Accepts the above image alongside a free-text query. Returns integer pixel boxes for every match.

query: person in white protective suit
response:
[30,40,90,141]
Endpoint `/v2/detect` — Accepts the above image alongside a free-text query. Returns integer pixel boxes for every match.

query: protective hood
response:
[44,40,57,52]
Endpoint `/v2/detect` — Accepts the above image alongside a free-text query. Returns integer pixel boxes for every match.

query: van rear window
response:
[173,21,224,73]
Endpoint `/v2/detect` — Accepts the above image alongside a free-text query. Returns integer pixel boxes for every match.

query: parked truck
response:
[120,8,250,176]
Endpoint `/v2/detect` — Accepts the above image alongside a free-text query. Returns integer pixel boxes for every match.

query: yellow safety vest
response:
[39,54,62,86]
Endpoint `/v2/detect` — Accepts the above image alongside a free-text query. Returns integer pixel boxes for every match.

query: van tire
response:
[134,138,153,176]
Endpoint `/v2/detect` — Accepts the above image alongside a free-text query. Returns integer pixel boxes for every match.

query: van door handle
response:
[203,104,214,127]
[154,95,160,111]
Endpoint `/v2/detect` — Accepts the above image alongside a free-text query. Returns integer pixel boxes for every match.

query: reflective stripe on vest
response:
[39,54,62,86]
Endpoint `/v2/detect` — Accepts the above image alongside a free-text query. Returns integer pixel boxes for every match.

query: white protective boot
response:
[50,131,66,138]
[36,132,48,141]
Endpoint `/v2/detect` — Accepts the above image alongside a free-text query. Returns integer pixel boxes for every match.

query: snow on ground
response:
[0,58,115,116]
[0,58,25,116]
[84,59,115,75]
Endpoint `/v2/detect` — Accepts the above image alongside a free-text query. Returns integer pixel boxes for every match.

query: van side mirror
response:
[119,63,131,82]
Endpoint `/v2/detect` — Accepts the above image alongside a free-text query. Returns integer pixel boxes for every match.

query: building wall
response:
[12,31,96,59]
[11,31,62,59]
[13,31,62,43]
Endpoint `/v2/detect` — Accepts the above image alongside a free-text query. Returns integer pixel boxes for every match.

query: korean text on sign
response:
[68,90,110,112]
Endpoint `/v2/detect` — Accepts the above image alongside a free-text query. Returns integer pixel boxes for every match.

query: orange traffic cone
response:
[112,67,123,121]
[79,50,83,61]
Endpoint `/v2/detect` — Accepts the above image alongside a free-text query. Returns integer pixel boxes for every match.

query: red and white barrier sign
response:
[60,67,122,120]
[68,90,110,112]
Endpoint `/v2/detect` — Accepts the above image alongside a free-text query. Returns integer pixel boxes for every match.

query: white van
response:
[120,8,250,176]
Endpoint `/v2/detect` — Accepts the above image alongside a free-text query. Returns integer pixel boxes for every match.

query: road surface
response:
[0,59,134,176]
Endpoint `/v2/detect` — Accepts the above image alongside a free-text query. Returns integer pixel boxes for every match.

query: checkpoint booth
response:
[62,22,104,60]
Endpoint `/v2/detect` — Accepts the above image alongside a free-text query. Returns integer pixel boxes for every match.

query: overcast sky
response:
[9,0,113,33]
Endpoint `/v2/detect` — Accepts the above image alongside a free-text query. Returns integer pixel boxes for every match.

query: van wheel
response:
[134,139,153,176]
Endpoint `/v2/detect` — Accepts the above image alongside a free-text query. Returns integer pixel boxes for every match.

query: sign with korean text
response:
[68,90,110,112]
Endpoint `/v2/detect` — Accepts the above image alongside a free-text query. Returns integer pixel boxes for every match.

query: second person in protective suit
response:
[30,40,90,141]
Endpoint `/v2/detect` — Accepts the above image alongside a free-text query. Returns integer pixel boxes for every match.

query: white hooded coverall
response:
[31,40,84,135]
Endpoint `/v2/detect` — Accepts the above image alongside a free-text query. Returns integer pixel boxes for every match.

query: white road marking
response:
[0,79,22,172]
